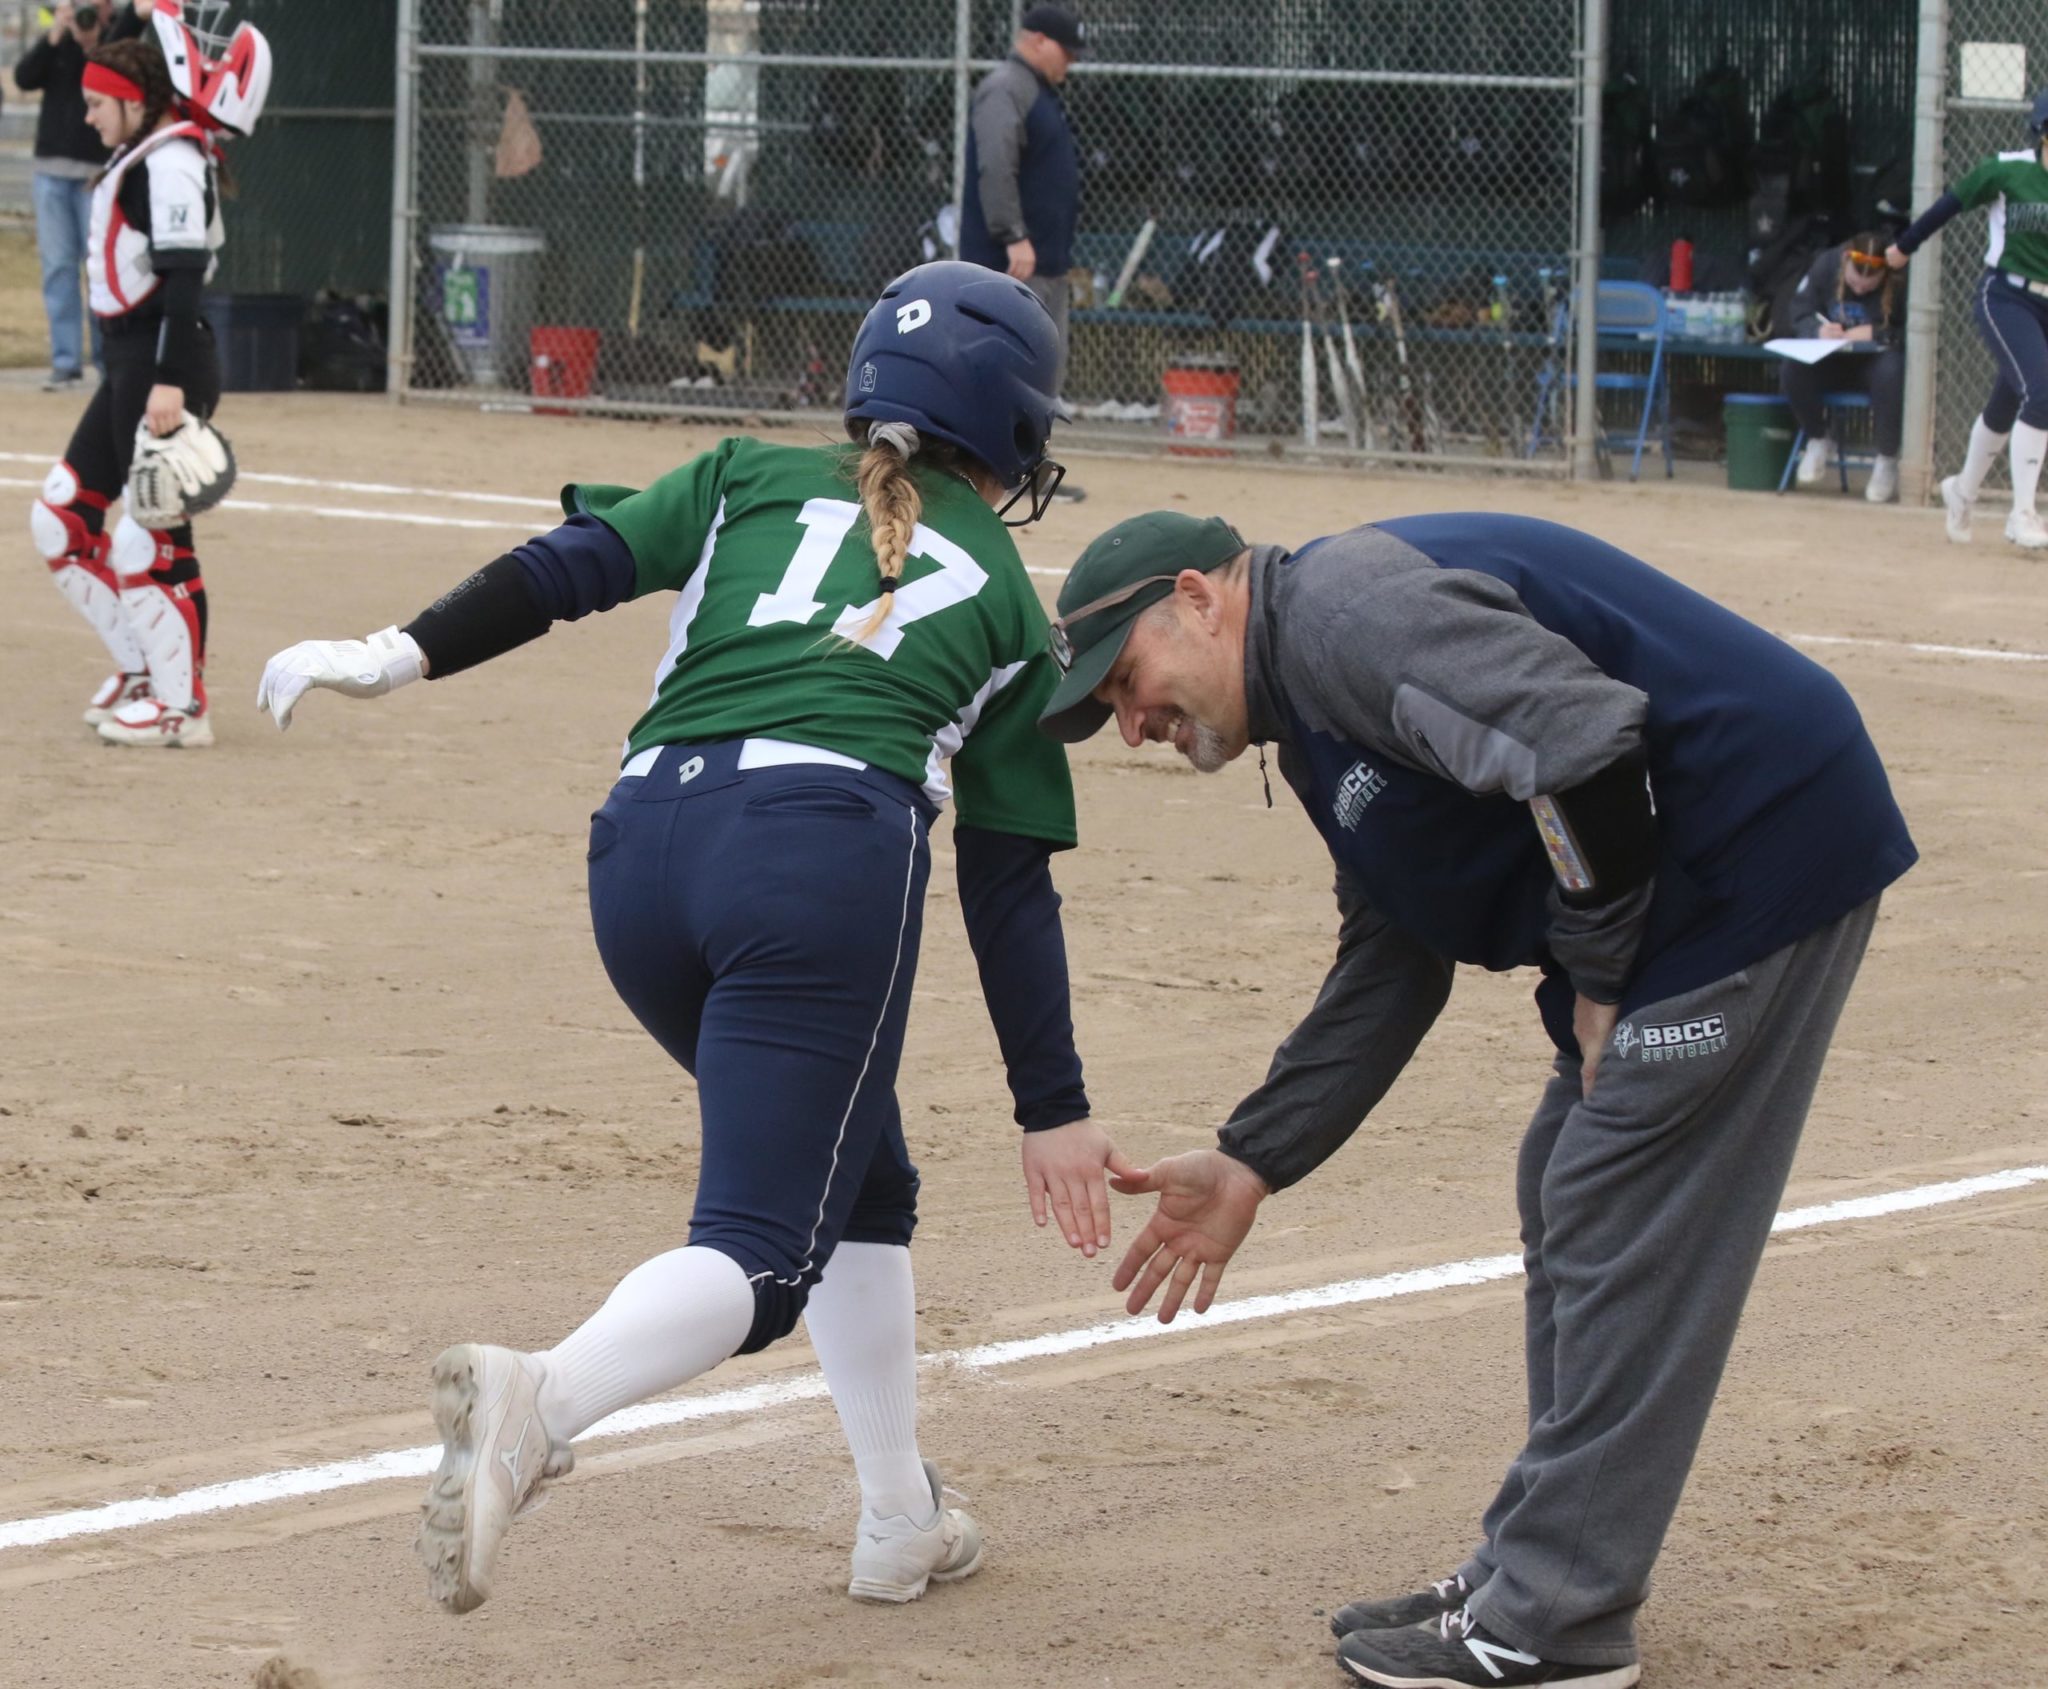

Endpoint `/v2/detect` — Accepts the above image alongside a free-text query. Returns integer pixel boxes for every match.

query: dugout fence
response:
[381,0,2046,490]
[389,0,1597,475]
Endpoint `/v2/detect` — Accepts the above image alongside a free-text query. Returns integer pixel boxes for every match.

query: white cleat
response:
[1795,436,1833,487]
[1940,476,1974,543]
[847,1460,983,1603]
[83,671,151,726]
[95,694,213,747]
[415,1343,574,1615]
[2006,508,2048,550]
[1864,455,1898,504]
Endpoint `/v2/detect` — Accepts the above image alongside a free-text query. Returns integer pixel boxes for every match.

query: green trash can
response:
[1724,392,1796,491]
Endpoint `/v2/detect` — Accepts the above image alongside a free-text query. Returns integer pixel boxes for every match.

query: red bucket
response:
[530,326,601,406]
[1162,356,1239,457]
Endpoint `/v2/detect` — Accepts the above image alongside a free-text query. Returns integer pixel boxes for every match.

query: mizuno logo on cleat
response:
[498,1415,536,1493]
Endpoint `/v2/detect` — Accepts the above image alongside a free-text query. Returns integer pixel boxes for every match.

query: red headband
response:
[83,62,147,104]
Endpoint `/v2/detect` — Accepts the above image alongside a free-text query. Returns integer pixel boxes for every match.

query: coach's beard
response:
[1172,713,1234,774]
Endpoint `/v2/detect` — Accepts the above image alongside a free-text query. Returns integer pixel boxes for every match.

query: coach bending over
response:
[1037,511,1916,1689]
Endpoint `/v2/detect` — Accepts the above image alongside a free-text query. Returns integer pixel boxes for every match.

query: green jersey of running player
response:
[1951,150,2048,281]
[566,436,1076,846]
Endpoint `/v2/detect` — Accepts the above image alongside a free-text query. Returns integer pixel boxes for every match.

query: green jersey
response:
[1953,150,2048,280]
[566,437,1076,846]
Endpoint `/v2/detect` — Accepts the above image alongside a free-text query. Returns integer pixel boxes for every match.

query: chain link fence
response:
[1933,3,2045,492]
[394,0,1587,473]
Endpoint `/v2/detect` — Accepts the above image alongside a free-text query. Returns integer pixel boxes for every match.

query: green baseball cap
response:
[1037,511,1247,743]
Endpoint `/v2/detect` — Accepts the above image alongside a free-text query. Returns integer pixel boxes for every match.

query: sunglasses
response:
[1846,249,1888,272]
[1047,574,1179,671]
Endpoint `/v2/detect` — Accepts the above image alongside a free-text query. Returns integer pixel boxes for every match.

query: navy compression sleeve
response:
[1896,192,1963,255]
[955,825,1090,1131]
[402,515,636,678]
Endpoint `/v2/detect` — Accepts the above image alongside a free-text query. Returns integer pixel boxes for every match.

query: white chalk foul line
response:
[1,1162,2042,1556]
[10,458,2048,657]
[1789,633,2048,664]
[0,452,560,511]
[0,477,537,534]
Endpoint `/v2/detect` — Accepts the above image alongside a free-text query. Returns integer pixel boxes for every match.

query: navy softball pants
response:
[586,740,934,1354]
[1974,268,2048,432]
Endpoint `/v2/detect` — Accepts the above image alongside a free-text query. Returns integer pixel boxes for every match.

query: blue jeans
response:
[31,172,100,378]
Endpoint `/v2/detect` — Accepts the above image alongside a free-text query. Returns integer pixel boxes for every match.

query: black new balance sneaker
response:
[1330,1571,1482,1636]
[1337,1606,1641,1687]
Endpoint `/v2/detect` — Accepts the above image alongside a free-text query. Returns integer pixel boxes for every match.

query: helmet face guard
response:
[152,0,273,136]
[995,459,1067,526]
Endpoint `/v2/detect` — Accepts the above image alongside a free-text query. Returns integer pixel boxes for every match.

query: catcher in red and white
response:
[29,0,268,748]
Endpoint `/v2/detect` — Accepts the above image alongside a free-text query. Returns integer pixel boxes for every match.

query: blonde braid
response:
[846,423,924,646]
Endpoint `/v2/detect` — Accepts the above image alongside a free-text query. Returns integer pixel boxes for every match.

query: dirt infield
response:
[2,394,2045,1688]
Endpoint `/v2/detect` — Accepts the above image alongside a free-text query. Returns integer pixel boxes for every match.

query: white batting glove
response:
[257,626,426,731]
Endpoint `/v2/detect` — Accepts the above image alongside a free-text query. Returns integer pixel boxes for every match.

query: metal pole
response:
[386,0,420,403]
[466,0,495,223]
[949,0,970,257]
[1899,0,1949,506]
[1570,0,1608,480]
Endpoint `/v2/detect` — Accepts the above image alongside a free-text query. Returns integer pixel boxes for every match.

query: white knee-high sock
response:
[1958,415,2010,501]
[803,1242,932,1523]
[2012,421,2048,515]
[536,1245,755,1440]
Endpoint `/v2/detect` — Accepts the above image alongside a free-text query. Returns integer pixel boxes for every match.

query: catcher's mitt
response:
[128,414,238,528]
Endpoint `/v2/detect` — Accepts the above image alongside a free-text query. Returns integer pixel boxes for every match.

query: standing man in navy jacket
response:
[960,4,1084,497]
[1038,511,1916,1689]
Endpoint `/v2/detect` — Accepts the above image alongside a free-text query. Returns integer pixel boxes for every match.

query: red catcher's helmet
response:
[151,0,273,137]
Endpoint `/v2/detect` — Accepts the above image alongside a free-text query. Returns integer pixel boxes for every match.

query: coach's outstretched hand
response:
[1021,1119,1142,1259]
[257,627,428,730]
[1110,1147,1268,1323]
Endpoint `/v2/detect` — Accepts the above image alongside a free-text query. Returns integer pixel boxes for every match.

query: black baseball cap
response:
[1037,512,1246,742]
[1020,4,1085,54]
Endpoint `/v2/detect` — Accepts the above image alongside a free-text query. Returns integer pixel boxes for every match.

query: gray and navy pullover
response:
[1217,514,1916,1191]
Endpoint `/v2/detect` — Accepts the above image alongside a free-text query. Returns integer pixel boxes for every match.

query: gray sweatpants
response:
[1024,271,1071,398]
[1458,897,1881,1667]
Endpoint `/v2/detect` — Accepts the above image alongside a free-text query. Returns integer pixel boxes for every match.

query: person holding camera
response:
[11,0,152,390]
[15,2,109,389]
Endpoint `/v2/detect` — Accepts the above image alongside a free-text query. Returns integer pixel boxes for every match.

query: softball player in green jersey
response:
[1890,88,2048,548]
[257,263,1131,1618]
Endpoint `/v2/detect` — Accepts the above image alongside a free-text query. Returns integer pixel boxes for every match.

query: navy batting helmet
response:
[843,261,1060,494]
[2031,87,2048,141]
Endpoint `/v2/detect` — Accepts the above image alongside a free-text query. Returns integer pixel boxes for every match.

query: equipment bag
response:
[1655,63,1751,208]
[1756,76,1851,219]
[1601,71,1657,220]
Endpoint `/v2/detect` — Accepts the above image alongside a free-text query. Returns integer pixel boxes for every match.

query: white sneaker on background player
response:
[415,1343,574,1614]
[95,694,213,747]
[2007,508,2048,550]
[1795,436,1833,487]
[1863,455,1898,504]
[847,1458,983,1602]
[1940,475,1974,542]
[82,671,151,726]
